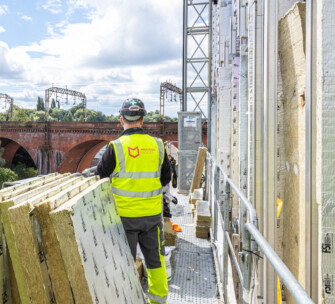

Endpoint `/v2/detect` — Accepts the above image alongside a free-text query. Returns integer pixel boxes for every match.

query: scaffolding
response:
[180,0,324,303]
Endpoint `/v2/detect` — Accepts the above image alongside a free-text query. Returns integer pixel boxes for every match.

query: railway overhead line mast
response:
[44,86,87,122]
[0,94,14,121]
[159,81,182,120]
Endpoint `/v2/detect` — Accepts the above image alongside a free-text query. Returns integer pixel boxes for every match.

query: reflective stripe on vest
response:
[111,138,163,180]
[111,187,162,198]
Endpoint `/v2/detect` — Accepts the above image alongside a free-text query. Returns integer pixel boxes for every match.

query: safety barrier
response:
[206,153,314,304]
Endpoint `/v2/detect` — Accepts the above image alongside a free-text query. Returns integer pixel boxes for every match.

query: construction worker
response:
[95,98,171,304]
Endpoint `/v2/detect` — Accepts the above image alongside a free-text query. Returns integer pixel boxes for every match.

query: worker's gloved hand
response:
[163,197,172,218]
[163,204,172,218]
[171,196,178,205]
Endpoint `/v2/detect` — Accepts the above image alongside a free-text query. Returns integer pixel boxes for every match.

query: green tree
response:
[37,97,45,111]
[50,108,66,122]
[0,140,5,167]
[0,168,18,188]
[14,163,38,180]
[106,114,120,122]
[63,111,74,122]
[69,103,84,115]
[32,110,45,122]
[86,109,106,122]
[73,108,85,122]
[13,107,29,122]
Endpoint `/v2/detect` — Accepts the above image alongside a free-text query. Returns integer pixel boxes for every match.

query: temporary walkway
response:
[167,191,218,304]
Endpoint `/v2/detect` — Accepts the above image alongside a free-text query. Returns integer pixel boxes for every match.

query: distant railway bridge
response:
[0,121,207,174]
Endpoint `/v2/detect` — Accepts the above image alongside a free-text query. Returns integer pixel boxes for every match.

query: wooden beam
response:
[190,147,208,193]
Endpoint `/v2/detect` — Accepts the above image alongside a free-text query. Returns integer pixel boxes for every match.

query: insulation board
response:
[278,3,306,303]
[34,176,100,304]
[0,173,70,304]
[0,173,57,304]
[50,179,146,304]
[7,175,85,303]
[317,1,335,302]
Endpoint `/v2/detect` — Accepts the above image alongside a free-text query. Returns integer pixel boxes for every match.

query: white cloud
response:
[0,0,183,116]
[21,15,33,22]
[0,26,5,33]
[0,42,27,79]
[42,0,62,14]
[0,5,8,15]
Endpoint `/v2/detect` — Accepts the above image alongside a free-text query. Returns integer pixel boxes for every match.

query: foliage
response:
[0,140,5,167]
[37,97,45,111]
[51,98,56,109]
[0,168,18,188]
[5,97,178,122]
[13,106,30,122]
[13,162,38,180]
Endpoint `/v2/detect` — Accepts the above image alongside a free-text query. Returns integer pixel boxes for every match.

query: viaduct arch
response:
[0,121,197,174]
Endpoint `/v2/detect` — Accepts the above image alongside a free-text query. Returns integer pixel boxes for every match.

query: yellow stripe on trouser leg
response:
[147,226,168,304]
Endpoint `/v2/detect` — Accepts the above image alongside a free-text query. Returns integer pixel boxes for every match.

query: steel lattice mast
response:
[0,93,14,121]
[45,86,87,122]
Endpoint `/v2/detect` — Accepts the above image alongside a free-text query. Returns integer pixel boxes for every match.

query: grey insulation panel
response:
[178,112,202,151]
[52,179,146,304]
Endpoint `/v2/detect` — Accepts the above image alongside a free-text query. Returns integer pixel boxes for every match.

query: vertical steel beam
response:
[207,0,213,153]
[182,0,188,111]
[223,181,230,304]
[253,0,265,298]
[305,0,318,301]
[263,0,278,302]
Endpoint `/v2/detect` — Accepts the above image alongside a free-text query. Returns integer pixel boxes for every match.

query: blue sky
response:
[0,0,183,117]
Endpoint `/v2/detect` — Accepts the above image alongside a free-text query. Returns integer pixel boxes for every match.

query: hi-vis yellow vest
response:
[110,134,164,217]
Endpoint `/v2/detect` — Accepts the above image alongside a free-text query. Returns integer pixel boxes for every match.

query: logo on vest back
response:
[128,146,140,158]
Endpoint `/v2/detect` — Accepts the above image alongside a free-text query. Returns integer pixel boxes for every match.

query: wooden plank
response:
[190,147,207,193]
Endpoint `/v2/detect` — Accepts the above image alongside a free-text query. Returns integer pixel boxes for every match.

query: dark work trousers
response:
[121,214,168,304]
[120,214,165,267]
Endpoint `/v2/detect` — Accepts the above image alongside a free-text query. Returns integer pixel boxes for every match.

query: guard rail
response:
[206,153,314,304]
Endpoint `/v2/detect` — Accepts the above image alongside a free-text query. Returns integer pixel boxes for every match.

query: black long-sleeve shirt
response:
[95,127,171,186]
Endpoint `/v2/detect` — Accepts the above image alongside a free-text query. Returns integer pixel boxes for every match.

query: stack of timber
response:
[195,201,211,239]
[0,173,146,304]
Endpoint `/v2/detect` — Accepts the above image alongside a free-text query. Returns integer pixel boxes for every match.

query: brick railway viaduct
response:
[0,121,207,174]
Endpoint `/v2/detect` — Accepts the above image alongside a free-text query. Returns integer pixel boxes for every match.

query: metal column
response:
[263,0,278,302]
[305,0,318,301]
[182,0,212,120]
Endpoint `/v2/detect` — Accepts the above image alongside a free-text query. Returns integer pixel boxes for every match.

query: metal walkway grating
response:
[167,192,219,304]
